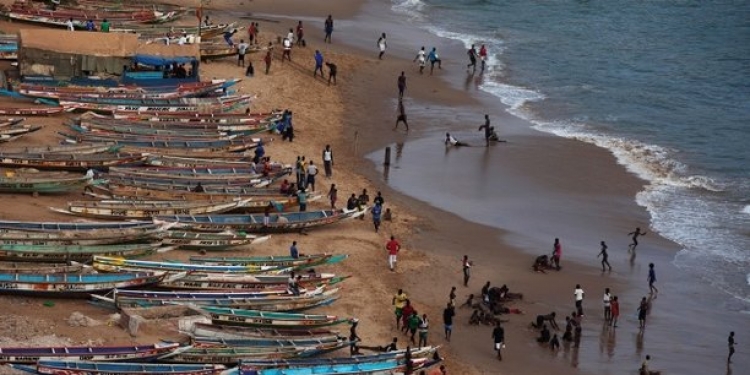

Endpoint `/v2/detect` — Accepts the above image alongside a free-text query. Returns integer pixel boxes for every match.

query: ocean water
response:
[390,0,750,301]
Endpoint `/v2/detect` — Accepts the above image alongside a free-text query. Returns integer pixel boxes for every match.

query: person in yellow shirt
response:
[392,289,408,330]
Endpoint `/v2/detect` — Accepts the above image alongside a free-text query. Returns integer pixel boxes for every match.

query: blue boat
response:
[157,209,362,233]
[0,220,154,231]
[234,356,442,375]
[93,256,289,274]
[236,347,438,368]
[12,360,225,375]
[0,271,167,295]
[193,335,343,348]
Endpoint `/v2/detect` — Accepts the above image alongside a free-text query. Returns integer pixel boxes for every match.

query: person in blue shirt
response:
[224,30,237,46]
[428,48,442,75]
[648,263,658,294]
[85,19,95,31]
[314,50,324,78]
[253,141,265,164]
[372,202,383,233]
[290,241,299,259]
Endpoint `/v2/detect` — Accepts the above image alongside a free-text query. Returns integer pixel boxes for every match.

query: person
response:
[533,254,550,272]
[574,284,585,316]
[549,333,560,351]
[414,47,427,74]
[407,311,420,345]
[467,44,477,73]
[286,28,295,45]
[462,255,472,287]
[536,324,551,344]
[325,61,337,85]
[290,241,299,259]
[477,114,492,147]
[445,133,468,147]
[481,281,491,302]
[237,39,249,67]
[728,331,736,363]
[349,319,361,355]
[328,184,337,209]
[395,99,409,131]
[253,140,265,164]
[314,50,324,78]
[629,227,647,251]
[296,21,304,47]
[572,312,582,347]
[449,286,457,306]
[372,202,382,232]
[245,61,255,77]
[552,238,562,270]
[428,48,442,75]
[648,263,658,294]
[562,316,573,341]
[288,271,300,296]
[322,145,333,177]
[358,189,370,217]
[253,23,260,44]
[640,355,661,375]
[602,288,612,322]
[479,44,487,72]
[380,337,398,352]
[386,235,401,271]
[66,17,75,31]
[418,313,429,348]
[100,19,110,32]
[192,182,205,193]
[384,208,392,221]
[610,295,620,327]
[177,33,188,45]
[305,161,318,192]
[392,289,408,330]
[492,322,504,361]
[398,71,407,99]
[374,191,385,206]
[282,37,292,62]
[324,15,334,43]
[400,300,415,335]
[532,312,559,330]
[598,241,612,272]
[263,203,273,226]
[443,302,455,341]
[203,15,211,27]
[85,19,95,31]
[346,193,358,211]
[297,188,308,212]
[264,48,272,75]
[377,33,387,59]
[223,29,236,46]
[637,296,649,329]
[248,22,257,45]
[282,111,295,142]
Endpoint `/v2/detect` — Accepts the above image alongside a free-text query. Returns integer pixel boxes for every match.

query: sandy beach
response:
[0,1,746,375]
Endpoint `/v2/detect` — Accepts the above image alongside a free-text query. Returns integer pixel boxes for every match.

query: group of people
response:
[66,18,110,32]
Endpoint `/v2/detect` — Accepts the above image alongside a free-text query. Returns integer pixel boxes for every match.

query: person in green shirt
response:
[100,19,110,32]
[297,188,307,212]
[407,312,420,345]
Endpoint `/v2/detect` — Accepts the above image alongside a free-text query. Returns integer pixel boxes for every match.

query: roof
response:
[135,43,200,58]
[18,29,139,57]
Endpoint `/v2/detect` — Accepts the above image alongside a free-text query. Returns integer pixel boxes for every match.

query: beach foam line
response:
[743,205,750,215]
[391,0,427,21]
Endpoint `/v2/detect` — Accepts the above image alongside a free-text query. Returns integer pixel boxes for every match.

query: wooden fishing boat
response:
[159,340,351,364]
[201,307,350,329]
[158,272,347,291]
[0,107,63,116]
[0,118,25,128]
[0,152,145,171]
[61,95,252,107]
[20,80,237,97]
[60,95,252,114]
[145,156,254,168]
[0,271,168,295]
[161,231,268,250]
[187,323,339,340]
[0,220,154,232]
[192,335,343,348]
[106,169,268,182]
[0,263,87,274]
[200,47,241,61]
[13,361,226,375]
[0,173,93,194]
[51,199,249,219]
[0,242,162,262]
[235,357,440,375]
[92,256,288,274]
[236,346,439,368]
[105,185,287,200]
[0,227,161,246]
[157,209,362,233]
[189,254,346,268]
[74,123,266,138]
[63,135,259,153]
[110,108,279,121]
[120,147,254,160]
[19,82,228,101]
[0,342,178,364]
[110,166,275,176]
[114,288,339,311]
[104,174,280,190]
[0,144,119,155]
[113,288,306,300]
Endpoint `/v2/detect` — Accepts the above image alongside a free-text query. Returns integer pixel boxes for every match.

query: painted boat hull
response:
[157,209,360,233]
[0,343,178,364]
[17,360,225,375]
[0,271,166,295]
[0,242,161,262]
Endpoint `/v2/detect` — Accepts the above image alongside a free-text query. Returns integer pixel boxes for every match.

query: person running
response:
[398,71,407,99]
[418,314,429,348]
[325,61,337,85]
[414,47,427,74]
[427,48,442,75]
[728,331,736,363]
[386,235,401,271]
[314,50,325,78]
[237,39,249,67]
[647,263,658,294]
[477,114,492,147]
[377,33,387,59]
[392,289,408,330]
[395,99,409,131]
[637,296,649,329]
[492,322,505,361]
[610,296,620,327]
[629,227,647,251]
[574,284,585,316]
[479,44,488,72]
[552,238,562,270]
[400,300,415,335]
[324,15,334,43]
[296,21,304,47]
[467,44,477,73]
[462,255,472,287]
[602,288,612,322]
[598,241,612,272]
[443,302,455,341]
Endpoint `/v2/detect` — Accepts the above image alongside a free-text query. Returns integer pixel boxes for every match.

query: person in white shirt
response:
[377,33,387,59]
[286,28,295,45]
[282,38,292,62]
[237,39,249,67]
[305,161,318,191]
[445,133,468,147]
[603,288,612,323]
[177,33,187,45]
[414,46,426,74]
[322,145,333,178]
[574,284,585,316]
[66,18,74,31]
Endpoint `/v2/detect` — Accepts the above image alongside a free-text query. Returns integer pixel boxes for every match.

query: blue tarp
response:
[132,54,197,67]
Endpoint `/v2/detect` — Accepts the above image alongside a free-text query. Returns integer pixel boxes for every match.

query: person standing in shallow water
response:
[395,99,409,131]
[647,263,658,294]
[598,241,612,272]
[629,227,647,251]
[552,238,562,270]
[398,71,407,99]
[573,284,585,316]
[324,15,333,43]
[478,114,492,147]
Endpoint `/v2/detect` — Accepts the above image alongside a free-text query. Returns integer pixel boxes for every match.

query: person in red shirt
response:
[479,44,488,72]
[386,235,401,271]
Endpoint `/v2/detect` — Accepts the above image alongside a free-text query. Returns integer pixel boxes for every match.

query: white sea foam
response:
[743,205,750,215]
[391,0,427,21]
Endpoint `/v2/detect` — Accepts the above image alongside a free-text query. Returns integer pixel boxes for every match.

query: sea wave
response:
[743,205,750,215]
[391,0,427,21]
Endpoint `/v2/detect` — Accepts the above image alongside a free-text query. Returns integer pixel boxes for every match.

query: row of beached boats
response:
[0,117,41,143]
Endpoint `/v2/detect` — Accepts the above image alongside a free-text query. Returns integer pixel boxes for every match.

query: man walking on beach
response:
[386,235,401,271]
[414,47,427,74]
[598,241,612,272]
[443,302,455,341]
[264,44,272,75]
[467,44,478,74]
[306,161,318,192]
[574,284,585,316]
[492,322,505,361]
[629,227,647,252]
[324,15,334,43]
[325,61,337,85]
[377,33,387,59]
[395,99,409,131]
[372,202,382,233]
[314,50,325,78]
[637,296,649,329]
[428,48,442,75]
[393,289,408,330]
[462,255,472,287]
[322,145,333,177]
[478,115,492,147]
[647,263,658,294]
[237,39,249,67]
[728,331,736,363]
[398,71,407,99]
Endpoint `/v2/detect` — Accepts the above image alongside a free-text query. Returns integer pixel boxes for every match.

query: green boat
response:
[187,254,348,268]
[0,174,96,194]
[159,340,352,364]
[202,307,350,329]
[0,242,161,262]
